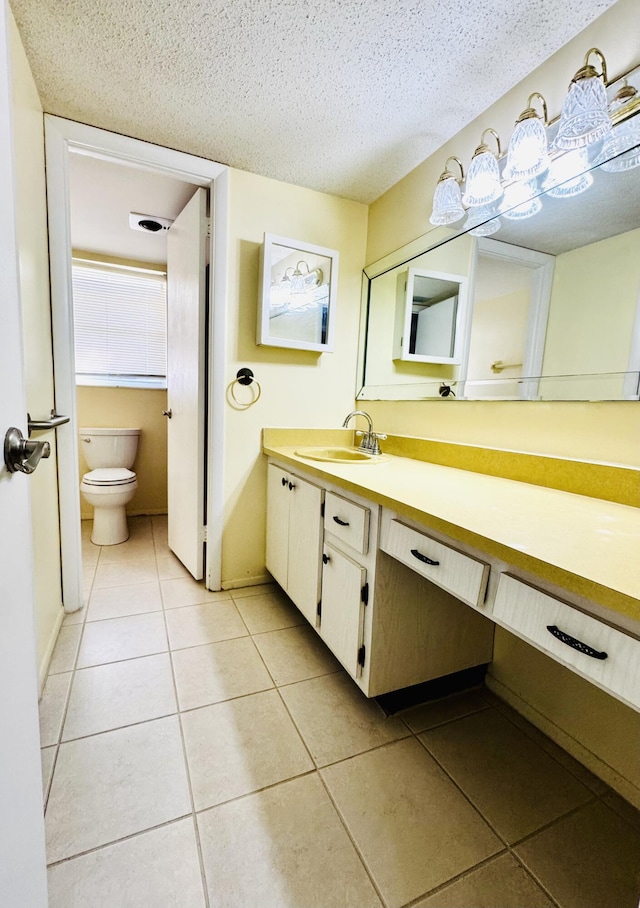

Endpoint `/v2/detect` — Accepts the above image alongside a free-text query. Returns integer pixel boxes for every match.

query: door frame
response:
[45,115,229,608]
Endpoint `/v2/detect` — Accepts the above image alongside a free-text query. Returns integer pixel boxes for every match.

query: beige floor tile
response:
[402,687,494,733]
[83,561,97,590]
[421,709,593,843]
[81,539,100,566]
[45,716,191,863]
[48,625,82,674]
[321,738,501,908]
[47,818,206,907]
[515,800,640,908]
[41,747,56,804]
[157,553,192,580]
[233,589,304,634]
[253,624,341,686]
[602,791,640,832]
[182,689,313,810]
[87,580,162,621]
[414,853,555,908]
[198,774,382,908]
[173,637,273,711]
[62,607,86,627]
[97,536,156,564]
[280,672,409,766]
[39,672,73,747]
[93,558,158,589]
[496,702,610,795]
[230,582,277,599]
[165,600,247,650]
[62,653,177,740]
[160,575,232,609]
[126,516,153,539]
[77,612,168,668]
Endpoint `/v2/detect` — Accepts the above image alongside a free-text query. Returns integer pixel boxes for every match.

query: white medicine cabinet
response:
[393,267,469,364]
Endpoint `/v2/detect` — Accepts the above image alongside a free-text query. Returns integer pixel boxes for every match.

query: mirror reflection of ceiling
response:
[11,0,621,203]
[68,153,199,264]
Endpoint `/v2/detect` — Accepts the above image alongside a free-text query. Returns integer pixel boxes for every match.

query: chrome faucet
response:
[342,410,387,455]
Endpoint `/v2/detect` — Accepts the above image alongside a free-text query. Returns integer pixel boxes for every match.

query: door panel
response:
[287,477,323,626]
[265,464,289,590]
[167,188,207,579]
[320,544,366,678]
[0,5,48,900]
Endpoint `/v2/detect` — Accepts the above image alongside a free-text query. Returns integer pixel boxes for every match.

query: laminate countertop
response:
[263,434,640,625]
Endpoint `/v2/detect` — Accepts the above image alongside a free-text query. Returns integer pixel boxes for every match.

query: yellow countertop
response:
[263,438,640,623]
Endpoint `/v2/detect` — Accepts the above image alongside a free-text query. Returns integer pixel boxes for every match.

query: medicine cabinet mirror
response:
[257,234,339,352]
[394,268,468,364]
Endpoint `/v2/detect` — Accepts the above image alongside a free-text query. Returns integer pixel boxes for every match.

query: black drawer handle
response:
[322,553,330,564]
[281,477,287,487]
[546,625,608,660]
[411,548,440,566]
[332,516,349,527]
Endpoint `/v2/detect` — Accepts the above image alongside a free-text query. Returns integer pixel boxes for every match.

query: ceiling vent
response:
[129,212,174,233]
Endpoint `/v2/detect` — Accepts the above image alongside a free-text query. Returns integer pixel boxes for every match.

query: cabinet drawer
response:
[381,519,489,607]
[324,492,370,554]
[494,574,640,710]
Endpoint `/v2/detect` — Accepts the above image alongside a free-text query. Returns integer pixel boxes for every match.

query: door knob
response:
[4,427,51,474]
[162,409,172,418]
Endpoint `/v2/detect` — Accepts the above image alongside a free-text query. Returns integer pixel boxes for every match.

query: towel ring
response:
[230,368,262,408]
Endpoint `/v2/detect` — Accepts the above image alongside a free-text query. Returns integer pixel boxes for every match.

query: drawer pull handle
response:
[546,625,608,660]
[411,548,440,566]
[332,516,349,527]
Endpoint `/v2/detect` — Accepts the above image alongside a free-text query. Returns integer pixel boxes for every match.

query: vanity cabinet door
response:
[265,463,323,627]
[320,543,366,679]
[265,464,290,591]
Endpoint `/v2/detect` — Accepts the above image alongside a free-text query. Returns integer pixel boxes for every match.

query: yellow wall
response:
[76,387,168,517]
[541,228,640,400]
[10,11,63,685]
[222,168,368,586]
[363,0,640,802]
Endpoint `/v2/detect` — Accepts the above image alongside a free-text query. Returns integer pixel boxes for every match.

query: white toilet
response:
[79,427,141,545]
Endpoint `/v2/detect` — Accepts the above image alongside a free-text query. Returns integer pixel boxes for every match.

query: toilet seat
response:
[82,468,137,487]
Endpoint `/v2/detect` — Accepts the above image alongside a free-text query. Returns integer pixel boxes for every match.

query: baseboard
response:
[38,606,65,697]
[221,573,272,591]
[486,674,640,809]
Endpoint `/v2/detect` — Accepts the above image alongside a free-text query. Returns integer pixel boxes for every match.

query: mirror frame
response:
[257,233,339,352]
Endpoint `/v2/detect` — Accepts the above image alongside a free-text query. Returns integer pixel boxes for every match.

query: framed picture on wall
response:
[257,233,339,352]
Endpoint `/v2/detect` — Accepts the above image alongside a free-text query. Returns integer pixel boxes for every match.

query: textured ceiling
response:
[11,0,620,204]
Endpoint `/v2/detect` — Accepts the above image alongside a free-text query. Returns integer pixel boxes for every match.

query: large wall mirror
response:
[358,115,640,402]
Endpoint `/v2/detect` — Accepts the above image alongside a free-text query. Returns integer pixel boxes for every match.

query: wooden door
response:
[166,188,208,578]
[287,476,323,626]
[265,464,290,591]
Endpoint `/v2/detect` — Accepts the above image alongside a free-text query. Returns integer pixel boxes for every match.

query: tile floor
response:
[39,516,640,908]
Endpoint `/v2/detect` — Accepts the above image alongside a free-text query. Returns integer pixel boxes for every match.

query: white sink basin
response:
[294,446,388,464]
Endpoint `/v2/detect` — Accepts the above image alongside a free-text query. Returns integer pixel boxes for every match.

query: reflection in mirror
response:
[257,234,339,352]
[393,269,468,364]
[359,125,640,401]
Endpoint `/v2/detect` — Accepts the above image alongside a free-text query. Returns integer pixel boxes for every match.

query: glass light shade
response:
[465,204,501,236]
[598,121,640,172]
[462,150,503,208]
[429,176,465,226]
[500,181,542,220]
[554,73,612,150]
[544,149,593,198]
[505,116,550,180]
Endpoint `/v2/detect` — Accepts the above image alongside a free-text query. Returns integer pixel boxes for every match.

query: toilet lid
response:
[83,468,136,486]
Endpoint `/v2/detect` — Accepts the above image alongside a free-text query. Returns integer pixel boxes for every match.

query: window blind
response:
[72,260,167,388]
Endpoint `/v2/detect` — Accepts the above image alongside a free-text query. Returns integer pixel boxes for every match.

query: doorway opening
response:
[45,116,229,613]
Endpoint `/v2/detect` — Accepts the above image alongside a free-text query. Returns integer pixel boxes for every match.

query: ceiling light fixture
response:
[429,157,465,226]
[289,260,323,293]
[598,82,640,172]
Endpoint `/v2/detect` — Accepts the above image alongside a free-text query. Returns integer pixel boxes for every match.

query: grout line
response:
[159,569,212,908]
[45,812,194,869]
[395,849,511,908]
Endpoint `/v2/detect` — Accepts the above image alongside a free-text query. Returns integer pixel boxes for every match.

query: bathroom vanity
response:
[263,429,640,712]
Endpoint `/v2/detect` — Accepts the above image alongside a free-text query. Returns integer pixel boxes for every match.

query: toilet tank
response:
[79,427,141,469]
